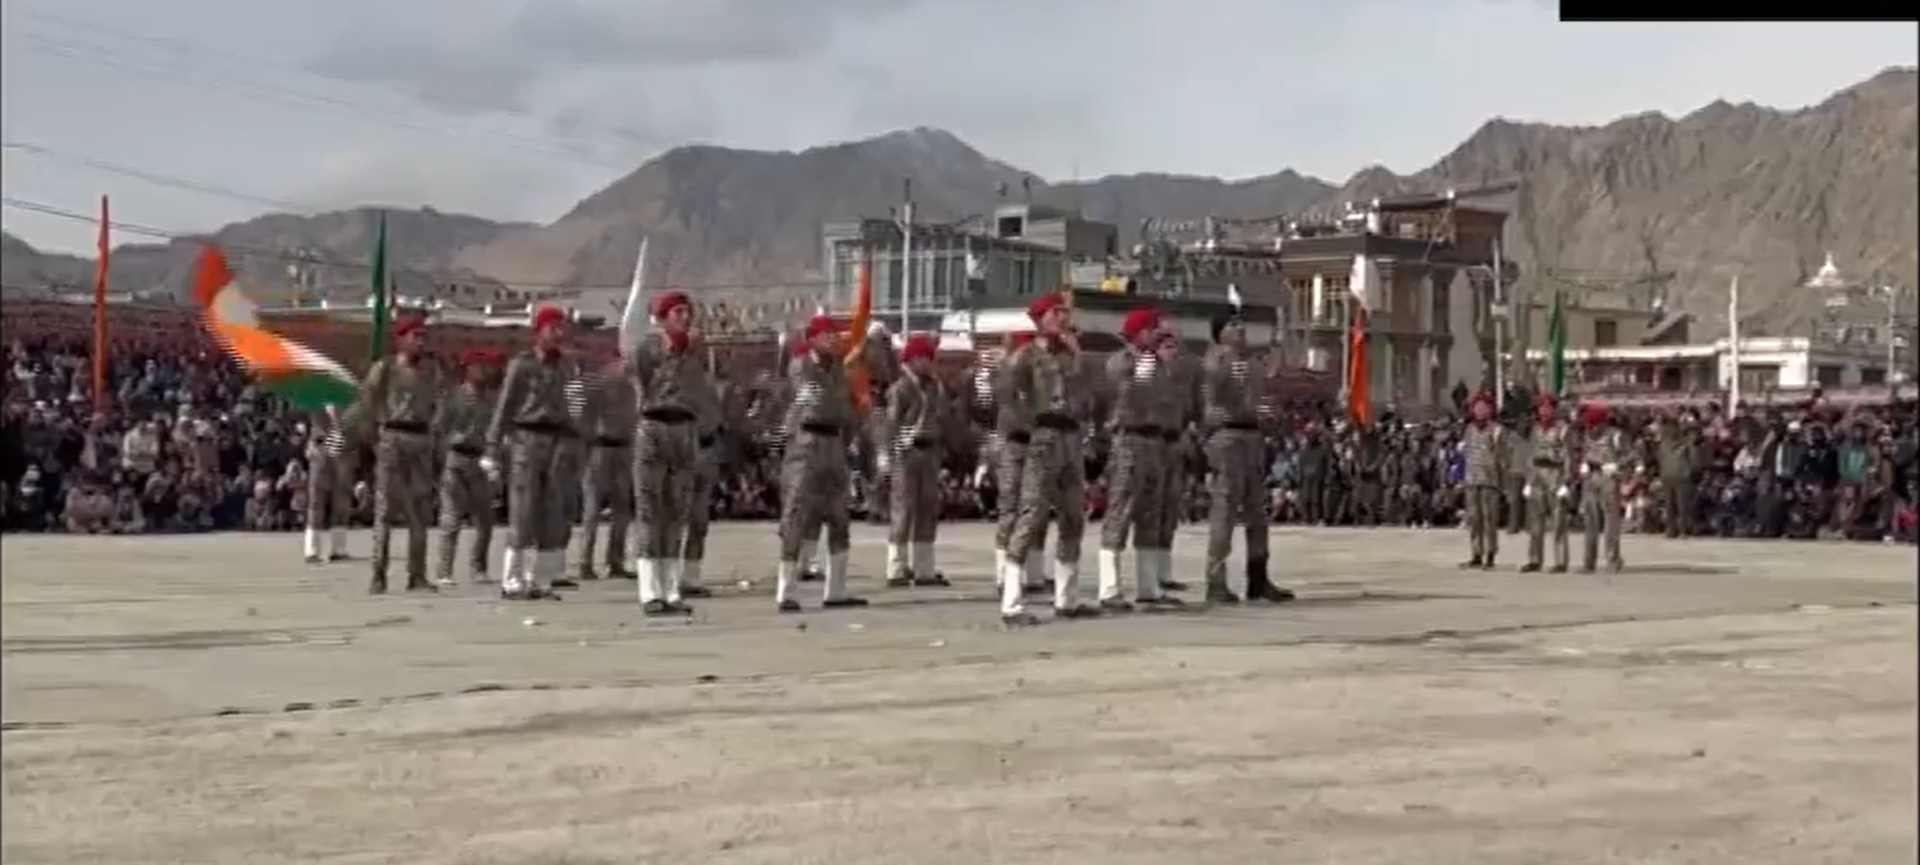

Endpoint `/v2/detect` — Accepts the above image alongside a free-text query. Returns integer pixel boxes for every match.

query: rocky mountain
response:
[4,67,1912,334]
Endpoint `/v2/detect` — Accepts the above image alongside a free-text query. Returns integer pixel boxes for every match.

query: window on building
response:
[1657,366,1683,391]
[1738,364,1780,392]
[1862,367,1887,385]
[1633,365,1655,386]
[1815,364,1844,387]
[1431,278,1450,334]
[1593,319,1619,348]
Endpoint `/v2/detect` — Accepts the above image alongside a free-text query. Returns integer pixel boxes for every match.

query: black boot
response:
[1244,556,1296,603]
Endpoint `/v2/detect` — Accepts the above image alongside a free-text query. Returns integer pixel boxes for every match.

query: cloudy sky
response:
[2,0,1913,255]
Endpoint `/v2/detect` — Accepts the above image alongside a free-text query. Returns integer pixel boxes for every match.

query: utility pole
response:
[1492,238,1507,410]
[1728,275,1742,409]
[898,178,915,335]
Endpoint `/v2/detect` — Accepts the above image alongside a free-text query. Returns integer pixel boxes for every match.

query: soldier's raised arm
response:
[484,353,529,453]
[342,357,393,443]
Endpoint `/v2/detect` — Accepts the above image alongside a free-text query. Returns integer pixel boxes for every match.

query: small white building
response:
[1526,335,1892,394]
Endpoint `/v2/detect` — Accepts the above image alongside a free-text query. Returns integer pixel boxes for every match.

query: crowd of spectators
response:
[5,331,1916,544]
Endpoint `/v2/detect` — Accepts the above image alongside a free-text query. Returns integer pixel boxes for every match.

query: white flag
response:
[1226,283,1244,310]
[616,236,650,357]
[1348,254,1378,312]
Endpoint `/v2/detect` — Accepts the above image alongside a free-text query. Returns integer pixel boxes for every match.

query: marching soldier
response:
[484,305,582,601]
[343,313,441,594]
[433,347,499,586]
[1520,395,1575,573]
[999,292,1100,626]
[679,355,741,600]
[1154,328,1200,592]
[774,314,869,612]
[578,348,638,582]
[1459,390,1507,569]
[303,405,355,563]
[622,291,705,615]
[1200,313,1294,604]
[881,332,952,588]
[1096,307,1181,613]
[981,332,1051,596]
[1578,402,1628,573]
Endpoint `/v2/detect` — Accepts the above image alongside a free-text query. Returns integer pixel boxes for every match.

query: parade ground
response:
[3,524,1914,865]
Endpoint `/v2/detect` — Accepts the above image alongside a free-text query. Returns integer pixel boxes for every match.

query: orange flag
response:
[92,195,110,411]
[843,251,875,416]
[1345,303,1373,426]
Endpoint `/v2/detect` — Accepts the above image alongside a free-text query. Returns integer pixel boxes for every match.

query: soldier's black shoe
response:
[641,599,674,617]
[328,553,352,563]
[1245,579,1296,603]
[1138,596,1187,612]
[1518,563,1542,573]
[1001,611,1042,628]
[777,599,803,613]
[368,577,388,595]
[1479,558,1497,571]
[1205,584,1242,605]
[822,597,870,609]
[533,586,563,601]
[1548,564,1569,574]
[548,577,580,590]
[664,600,695,615]
[1023,581,1053,596]
[885,574,915,588]
[1459,557,1484,569]
[304,555,324,565]
[799,568,824,583]
[679,585,713,599]
[1098,597,1135,614]
[913,572,951,587]
[404,579,437,593]
[1158,579,1190,592]
[1054,603,1102,620]
[576,568,601,581]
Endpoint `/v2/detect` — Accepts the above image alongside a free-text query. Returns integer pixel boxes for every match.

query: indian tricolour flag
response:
[192,244,359,410]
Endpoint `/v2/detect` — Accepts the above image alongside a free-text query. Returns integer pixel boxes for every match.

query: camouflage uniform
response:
[1097,343,1179,610]
[1521,419,1575,572]
[303,409,355,562]
[1579,422,1628,572]
[881,367,951,587]
[486,349,584,599]
[433,378,495,585]
[999,337,1098,620]
[978,344,1049,593]
[1155,350,1205,590]
[345,354,442,592]
[679,376,741,599]
[578,366,638,581]
[1461,420,1508,568]
[774,346,867,611]
[1200,342,1292,603]
[622,333,705,613]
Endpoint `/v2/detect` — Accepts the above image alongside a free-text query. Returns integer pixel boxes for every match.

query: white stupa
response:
[1804,251,1851,290]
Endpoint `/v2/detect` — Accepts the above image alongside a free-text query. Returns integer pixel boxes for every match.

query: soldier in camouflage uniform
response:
[881,333,952,588]
[1096,307,1182,612]
[342,314,441,593]
[772,314,868,613]
[432,348,499,586]
[980,332,1051,596]
[1577,403,1628,573]
[303,405,355,563]
[1520,395,1575,573]
[679,360,741,600]
[1152,329,1200,593]
[999,292,1101,626]
[618,291,705,615]
[1200,313,1294,604]
[578,349,639,582]
[1459,390,1507,570]
[484,305,582,601]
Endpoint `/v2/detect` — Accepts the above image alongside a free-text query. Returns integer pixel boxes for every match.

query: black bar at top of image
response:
[1558,0,1919,22]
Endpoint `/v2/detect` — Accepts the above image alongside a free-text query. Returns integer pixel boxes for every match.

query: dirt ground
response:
[3,525,1914,865]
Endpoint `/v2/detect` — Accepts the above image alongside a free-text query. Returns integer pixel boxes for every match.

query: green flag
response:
[367,212,389,361]
[1546,289,1567,398]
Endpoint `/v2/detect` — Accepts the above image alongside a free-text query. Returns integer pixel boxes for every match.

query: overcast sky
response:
[2,0,1913,255]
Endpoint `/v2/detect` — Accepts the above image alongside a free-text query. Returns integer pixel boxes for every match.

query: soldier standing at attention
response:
[621,291,704,615]
[1657,415,1700,538]
[1520,395,1575,573]
[342,313,441,594]
[433,348,500,587]
[983,332,1051,597]
[1096,306,1179,613]
[483,305,581,601]
[577,347,639,582]
[773,314,869,613]
[1200,313,1294,604]
[1000,292,1100,626]
[303,404,355,563]
[1578,403,1628,573]
[881,332,952,588]
[1459,390,1507,569]
[678,354,739,600]
[1152,329,1200,593]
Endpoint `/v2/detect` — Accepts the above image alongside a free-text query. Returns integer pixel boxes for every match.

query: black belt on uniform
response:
[382,421,429,434]
[515,422,574,437]
[1121,424,1170,439]
[1221,421,1259,432]
[698,435,717,449]
[642,407,696,424]
[594,436,632,448]
[911,437,937,450]
[800,422,842,436]
[1035,413,1080,432]
[1004,430,1032,445]
[450,444,483,458]
[1532,458,1563,468]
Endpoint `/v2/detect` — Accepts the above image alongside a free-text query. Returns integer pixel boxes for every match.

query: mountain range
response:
[3,66,1914,336]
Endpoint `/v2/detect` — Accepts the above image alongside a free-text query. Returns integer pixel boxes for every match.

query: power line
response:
[4,141,327,213]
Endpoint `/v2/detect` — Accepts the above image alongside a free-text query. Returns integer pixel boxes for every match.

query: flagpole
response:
[92,195,110,413]
[1727,275,1742,409]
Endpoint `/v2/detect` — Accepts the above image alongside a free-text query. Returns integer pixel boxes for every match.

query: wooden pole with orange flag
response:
[91,195,111,412]
[843,249,876,418]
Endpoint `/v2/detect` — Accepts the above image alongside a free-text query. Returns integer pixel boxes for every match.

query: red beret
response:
[1581,403,1609,425]
[1006,331,1035,349]
[650,290,691,320]
[1121,306,1161,339]
[531,305,568,332]
[393,313,427,338]
[805,314,840,340]
[901,333,938,363]
[1470,389,1494,407]
[1026,292,1066,323]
